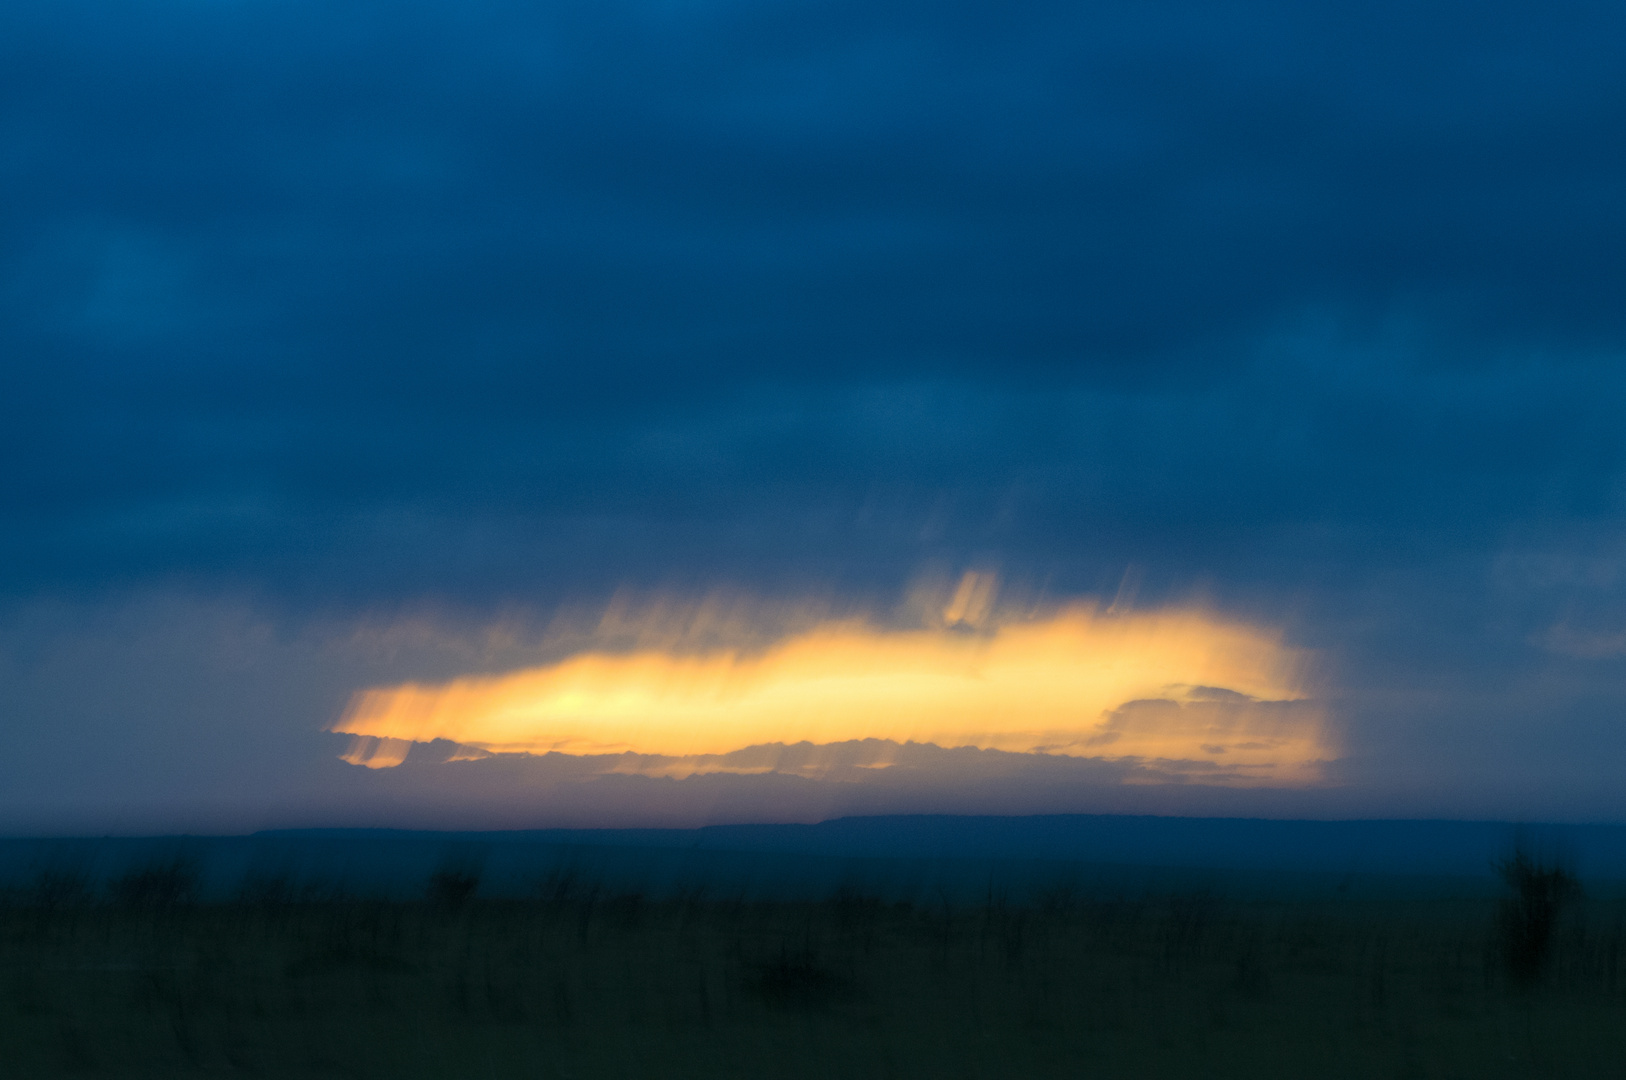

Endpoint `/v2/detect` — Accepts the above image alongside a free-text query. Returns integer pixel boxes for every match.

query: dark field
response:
[4,878,1626,1079]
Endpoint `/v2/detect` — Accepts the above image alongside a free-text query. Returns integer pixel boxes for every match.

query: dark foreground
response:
[3,888,1625,1079]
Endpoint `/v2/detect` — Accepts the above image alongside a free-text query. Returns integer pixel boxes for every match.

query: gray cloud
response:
[4,0,1626,824]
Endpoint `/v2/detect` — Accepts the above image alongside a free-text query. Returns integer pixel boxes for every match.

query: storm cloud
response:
[3,0,1626,826]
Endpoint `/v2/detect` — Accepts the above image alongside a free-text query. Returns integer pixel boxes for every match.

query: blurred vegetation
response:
[1495,846,1581,991]
[2,861,1626,1078]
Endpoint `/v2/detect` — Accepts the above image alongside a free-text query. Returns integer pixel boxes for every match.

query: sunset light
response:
[335,591,1333,784]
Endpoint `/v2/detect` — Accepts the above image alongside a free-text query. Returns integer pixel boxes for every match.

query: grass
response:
[2,877,1625,1078]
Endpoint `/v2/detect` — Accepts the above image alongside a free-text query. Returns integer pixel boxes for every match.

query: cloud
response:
[1088,696,1331,784]
[2,1,1626,824]
[2,0,1626,605]
[338,736,415,770]
[333,581,1334,786]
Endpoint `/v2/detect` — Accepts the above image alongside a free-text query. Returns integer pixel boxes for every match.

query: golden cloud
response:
[334,581,1335,786]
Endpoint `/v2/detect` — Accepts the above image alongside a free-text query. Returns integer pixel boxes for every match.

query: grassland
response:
[3,876,1625,1078]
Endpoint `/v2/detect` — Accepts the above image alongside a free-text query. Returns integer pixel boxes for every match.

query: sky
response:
[4,0,1626,831]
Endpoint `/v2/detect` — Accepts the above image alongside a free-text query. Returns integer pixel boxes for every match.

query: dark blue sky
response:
[4,0,1626,829]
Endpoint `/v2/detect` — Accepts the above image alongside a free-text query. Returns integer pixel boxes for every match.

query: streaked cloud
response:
[338,736,415,770]
[335,578,1334,786]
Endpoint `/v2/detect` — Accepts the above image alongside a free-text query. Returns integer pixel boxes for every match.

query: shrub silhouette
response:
[425,854,483,912]
[236,869,298,908]
[110,856,200,911]
[754,947,850,1009]
[426,868,479,910]
[1494,846,1579,990]
[28,866,92,911]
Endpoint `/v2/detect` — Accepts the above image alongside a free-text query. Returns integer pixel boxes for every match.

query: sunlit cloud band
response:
[335,596,1335,785]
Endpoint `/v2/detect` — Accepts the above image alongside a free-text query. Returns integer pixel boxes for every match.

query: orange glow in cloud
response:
[334,582,1335,785]
[339,736,415,769]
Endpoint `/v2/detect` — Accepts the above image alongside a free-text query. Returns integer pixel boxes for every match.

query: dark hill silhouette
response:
[5,814,1621,904]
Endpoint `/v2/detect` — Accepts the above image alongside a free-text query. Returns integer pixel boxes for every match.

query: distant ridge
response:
[7,815,1623,904]
[257,813,1626,880]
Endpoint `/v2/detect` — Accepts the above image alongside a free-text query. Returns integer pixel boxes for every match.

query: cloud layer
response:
[335,591,1331,783]
[3,1,1626,825]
